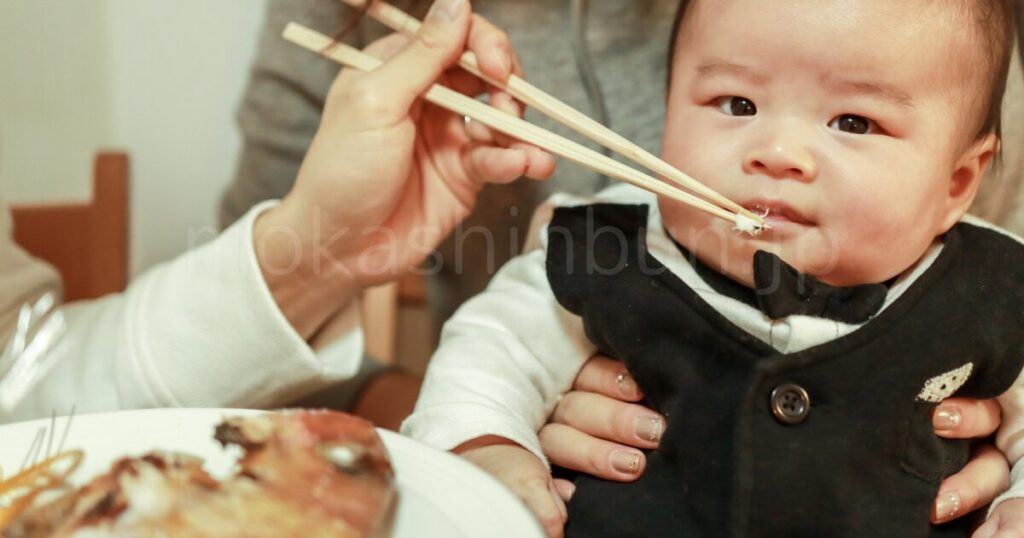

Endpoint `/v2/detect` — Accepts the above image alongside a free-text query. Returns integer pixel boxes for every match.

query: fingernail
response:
[563,482,576,501]
[426,0,464,23]
[494,47,512,74]
[934,490,961,521]
[616,371,639,398]
[933,405,962,431]
[610,450,642,475]
[633,415,664,443]
[554,480,576,503]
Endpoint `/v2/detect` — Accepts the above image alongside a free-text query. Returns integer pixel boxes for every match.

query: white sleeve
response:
[5,201,363,422]
[987,367,1024,516]
[401,208,596,467]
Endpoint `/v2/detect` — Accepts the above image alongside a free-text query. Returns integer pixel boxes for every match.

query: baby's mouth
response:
[743,201,815,226]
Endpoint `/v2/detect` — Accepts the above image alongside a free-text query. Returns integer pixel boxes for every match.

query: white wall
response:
[0,0,269,275]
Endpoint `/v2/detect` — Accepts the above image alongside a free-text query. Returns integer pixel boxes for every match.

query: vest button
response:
[770,384,810,425]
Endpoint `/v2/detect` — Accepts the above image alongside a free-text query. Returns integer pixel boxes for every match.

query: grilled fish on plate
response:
[2,410,396,538]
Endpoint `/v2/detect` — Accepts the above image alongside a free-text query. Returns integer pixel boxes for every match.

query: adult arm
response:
[8,0,553,421]
[5,200,351,422]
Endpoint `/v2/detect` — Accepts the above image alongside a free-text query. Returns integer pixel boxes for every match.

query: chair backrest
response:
[361,272,427,365]
[10,152,130,302]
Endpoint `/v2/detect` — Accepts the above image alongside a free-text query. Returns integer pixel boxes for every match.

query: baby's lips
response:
[741,199,815,225]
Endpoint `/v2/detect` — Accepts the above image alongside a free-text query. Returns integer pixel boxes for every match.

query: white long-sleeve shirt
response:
[403,184,1024,513]
[0,200,363,423]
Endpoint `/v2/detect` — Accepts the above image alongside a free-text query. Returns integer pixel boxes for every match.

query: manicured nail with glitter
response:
[934,490,961,521]
[611,450,642,475]
[633,415,664,443]
[616,371,639,398]
[933,406,962,431]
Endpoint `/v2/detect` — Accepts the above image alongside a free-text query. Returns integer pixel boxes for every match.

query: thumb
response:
[363,0,471,114]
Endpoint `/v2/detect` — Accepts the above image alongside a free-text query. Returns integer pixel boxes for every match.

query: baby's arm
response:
[401,201,597,537]
[975,368,1024,535]
[401,244,596,460]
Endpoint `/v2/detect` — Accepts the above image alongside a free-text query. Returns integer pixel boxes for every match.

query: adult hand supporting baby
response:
[249,0,554,340]
[543,355,1008,526]
[540,354,662,496]
[929,398,1007,524]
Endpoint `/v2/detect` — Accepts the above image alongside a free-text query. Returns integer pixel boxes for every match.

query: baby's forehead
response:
[676,0,986,103]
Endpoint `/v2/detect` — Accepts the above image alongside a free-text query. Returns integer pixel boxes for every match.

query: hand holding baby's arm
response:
[456,436,567,538]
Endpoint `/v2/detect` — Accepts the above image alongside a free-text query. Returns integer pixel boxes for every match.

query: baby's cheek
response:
[829,171,920,239]
[830,213,931,283]
[814,187,923,282]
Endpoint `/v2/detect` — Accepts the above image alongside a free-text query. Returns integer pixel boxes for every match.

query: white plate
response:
[0,408,543,538]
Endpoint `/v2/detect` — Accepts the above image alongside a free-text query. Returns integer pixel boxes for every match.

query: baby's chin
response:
[683,235,893,289]
[756,248,907,287]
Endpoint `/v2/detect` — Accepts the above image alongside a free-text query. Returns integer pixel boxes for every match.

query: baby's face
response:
[659,0,996,287]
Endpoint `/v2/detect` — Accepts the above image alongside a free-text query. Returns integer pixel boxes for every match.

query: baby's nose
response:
[744,127,818,182]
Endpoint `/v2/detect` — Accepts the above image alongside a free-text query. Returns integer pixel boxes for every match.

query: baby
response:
[403,0,1024,536]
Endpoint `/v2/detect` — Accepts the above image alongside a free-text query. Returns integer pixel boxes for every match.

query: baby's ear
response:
[940,133,998,232]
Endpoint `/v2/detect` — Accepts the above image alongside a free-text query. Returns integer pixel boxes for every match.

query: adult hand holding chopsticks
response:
[3,0,552,424]
[253,0,554,338]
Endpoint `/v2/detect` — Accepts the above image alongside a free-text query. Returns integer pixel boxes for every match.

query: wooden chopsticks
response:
[282,22,764,233]
[338,0,761,226]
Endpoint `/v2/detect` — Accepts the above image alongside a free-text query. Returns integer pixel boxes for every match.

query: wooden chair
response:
[10,152,130,302]
[361,272,427,365]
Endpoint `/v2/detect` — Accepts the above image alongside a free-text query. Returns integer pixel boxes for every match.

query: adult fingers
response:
[461,127,555,181]
[467,14,515,83]
[461,139,554,184]
[550,391,664,449]
[508,44,525,78]
[573,355,645,401]
[462,92,520,144]
[360,0,472,120]
[512,143,557,180]
[539,423,647,482]
[933,398,1002,439]
[462,145,530,184]
[443,69,489,99]
[931,444,1009,523]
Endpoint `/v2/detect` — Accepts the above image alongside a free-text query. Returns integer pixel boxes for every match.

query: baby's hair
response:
[964,0,1017,140]
[666,0,1019,142]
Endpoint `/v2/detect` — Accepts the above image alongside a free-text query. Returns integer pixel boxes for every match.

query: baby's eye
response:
[828,114,876,135]
[715,96,757,117]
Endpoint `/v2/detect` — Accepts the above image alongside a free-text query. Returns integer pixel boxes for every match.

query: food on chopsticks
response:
[1,410,397,538]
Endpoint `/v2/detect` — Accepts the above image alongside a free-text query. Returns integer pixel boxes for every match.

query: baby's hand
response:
[457,437,567,538]
[973,499,1024,537]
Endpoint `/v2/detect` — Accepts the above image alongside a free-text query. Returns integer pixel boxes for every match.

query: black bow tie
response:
[751,251,888,324]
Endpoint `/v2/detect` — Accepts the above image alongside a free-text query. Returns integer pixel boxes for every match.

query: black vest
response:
[546,204,1024,538]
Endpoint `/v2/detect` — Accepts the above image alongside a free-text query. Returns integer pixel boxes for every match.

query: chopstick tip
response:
[732,213,769,236]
